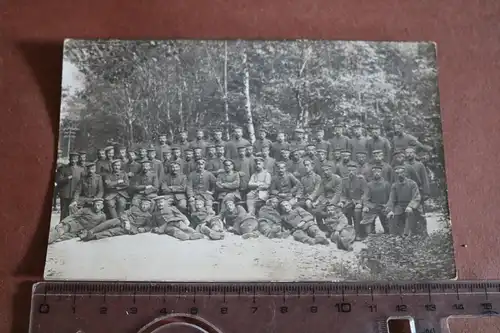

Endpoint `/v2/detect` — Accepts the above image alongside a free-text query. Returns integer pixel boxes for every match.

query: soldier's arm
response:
[104,175,118,188]
[408,181,422,209]
[226,173,241,190]
[172,175,187,193]
[186,175,194,198]
[269,177,279,196]
[290,174,303,197]
[260,172,272,190]
[96,177,104,198]
[159,180,172,194]
[56,168,69,185]
[309,175,322,200]
[129,178,146,192]
[247,173,259,189]
[407,134,432,152]
[73,179,83,202]
[215,174,225,189]
[419,163,430,197]
[385,184,397,212]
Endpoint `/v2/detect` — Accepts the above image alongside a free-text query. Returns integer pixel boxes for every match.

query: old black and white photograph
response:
[45,39,456,281]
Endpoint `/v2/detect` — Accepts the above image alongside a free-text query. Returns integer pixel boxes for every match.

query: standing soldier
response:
[129,160,159,207]
[246,144,256,171]
[340,161,368,240]
[225,126,251,160]
[48,198,106,244]
[279,147,293,171]
[329,123,350,159]
[259,145,275,174]
[360,165,391,236]
[215,159,241,203]
[298,159,322,211]
[246,157,272,215]
[290,128,308,152]
[160,161,188,213]
[103,160,129,219]
[190,129,209,156]
[211,129,226,148]
[370,149,393,183]
[355,151,372,180]
[117,145,128,165]
[271,131,290,160]
[253,128,273,154]
[331,148,343,166]
[156,134,171,161]
[336,150,352,178]
[391,149,405,168]
[206,144,217,161]
[280,200,329,245]
[349,123,368,157]
[270,161,303,206]
[182,148,197,176]
[386,165,423,236]
[162,148,173,176]
[70,162,104,214]
[147,147,165,182]
[95,148,111,176]
[56,152,84,221]
[123,151,141,178]
[313,149,329,177]
[314,129,330,153]
[234,144,253,190]
[392,123,432,153]
[193,147,204,162]
[171,145,184,169]
[206,144,225,177]
[53,149,66,212]
[177,130,191,156]
[187,158,217,213]
[77,151,87,167]
[367,124,392,163]
[288,148,307,178]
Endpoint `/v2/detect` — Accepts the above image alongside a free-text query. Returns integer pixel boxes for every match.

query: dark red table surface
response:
[1,0,499,332]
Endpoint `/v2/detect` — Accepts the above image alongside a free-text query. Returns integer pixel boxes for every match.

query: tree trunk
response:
[242,51,255,143]
[223,41,230,141]
[127,117,134,147]
[178,88,184,131]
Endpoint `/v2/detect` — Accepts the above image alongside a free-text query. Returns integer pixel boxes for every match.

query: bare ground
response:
[44,213,447,281]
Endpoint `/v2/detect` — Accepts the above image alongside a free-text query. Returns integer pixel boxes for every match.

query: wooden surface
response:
[0,0,499,331]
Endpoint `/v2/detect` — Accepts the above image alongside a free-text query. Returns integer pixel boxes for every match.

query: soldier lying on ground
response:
[257,197,289,239]
[221,194,260,239]
[323,204,355,251]
[79,198,154,241]
[191,199,225,240]
[151,196,203,240]
[280,200,329,245]
[48,198,106,244]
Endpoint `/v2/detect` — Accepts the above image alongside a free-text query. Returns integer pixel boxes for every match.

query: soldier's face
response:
[259,131,266,139]
[356,153,367,164]
[395,154,404,163]
[278,164,286,175]
[140,201,152,212]
[373,169,382,179]
[171,163,180,174]
[208,148,216,156]
[197,161,206,171]
[238,149,246,157]
[79,155,86,163]
[270,199,279,208]
[142,163,151,172]
[128,152,136,160]
[306,147,315,155]
[180,132,188,141]
[147,151,156,159]
[374,152,384,162]
[281,202,292,213]
[318,152,326,161]
[216,147,224,156]
[93,202,104,212]
[394,125,403,134]
[342,153,351,161]
[353,128,362,137]
[119,149,127,158]
[225,201,236,211]
[234,129,243,138]
[214,132,222,141]
[159,136,167,144]
[88,165,96,174]
[334,151,341,160]
[246,147,254,156]
[70,156,79,164]
[262,147,270,156]
[334,127,342,135]
[139,149,147,158]
[194,150,202,159]
[395,168,406,180]
[196,131,204,140]
[224,162,233,172]
[348,167,357,176]
[106,150,114,159]
[113,163,121,172]
[296,133,304,140]
[163,152,172,160]
[405,150,416,159]
[195,200,205,210]
[292,152,300,160]
[281,151,290,160]
[156,199,165,210]
[304,160,313,172]
[371,129,380,137]
[322,166,333,177]
[255,160,264,171]
[277,133,285,142]
[172,150,180,158]
[326,206,336,215]
[185,151,193,160]
[316,131,324,140]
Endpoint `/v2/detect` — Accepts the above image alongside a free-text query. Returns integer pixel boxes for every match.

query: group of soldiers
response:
[50,122,433,250]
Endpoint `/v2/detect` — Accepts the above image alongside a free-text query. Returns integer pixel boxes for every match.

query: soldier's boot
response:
[79,230,96,242]
[208,230,225,240]
[304,238,316,245]
[189,232,204,240]
[242,231,260,239]
[314,236,330,245]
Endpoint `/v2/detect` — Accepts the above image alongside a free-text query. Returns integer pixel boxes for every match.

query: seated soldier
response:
[323,203,354,251]
[123,151,142,177]
[336,150,352,178]
[103,159,130,219]
[341,161,368,240]
[246,156,272,215]
[280,200,329,245]
[206,144,225,176]
[234,144,253,191]
[311,163,343,221]
[221,194,260,239]
[257,197,289,239]
[191,199,225,240]
[313,149,328,177]
[259,145,275,174]
[298,159,321,211]
[187,158,216,213]
[182,149,197,176]
[151,196,204,240]
[361,165,391,235]
[160,160,188,213]
[70,162,104,214]
[270,161,303,206]
[129,160,159,208]
[215,159,241,203]
[48,198,106,244]
[79,198,154,241]
[147,147,165,182]
[288,148,307,178]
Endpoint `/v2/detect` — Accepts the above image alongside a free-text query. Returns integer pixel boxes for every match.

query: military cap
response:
[351,122,363,128]
[371,149,383,155]
[138,145,148,150]
[306,142,316,147]
[92,198,104,203]
[223,159,234,166]
[316,149,327,154]
[78,151,87,155]
[104,146,114,152]
[371,164,383,171]
[394,164,406,171]
[196,158,206,163]
[321,162,335,169]
[315,128,325,132]
[236,144,247,150]
[153,195,166,201]
[405,146,416,152]
[347,161,358,168]
[147,147,156,152]
[57,149,63,153]
[261,143,271,149]
[254,156,265,163]
[223,193,238,203]
[85,162,96,167]
[213,129,223,133]
[141,160,152,164]
[291,147,301,154]
[69,151,79,156]
[245,143,253,148]
[294,128,305,133]
[341,149,351,154]
[368,123,380,129]
[393,149,404,156]
[140,198,153,203]
[117,145,127,150]
[206,144,216,149]
[158,133,168,137]
[170,160,181,167]
[276,161,287,167]
[184,148,193,153]
[171,145,181,150]
[215,144,225,149]
[258,128,268,133]
[233,126,243,131]
[97,147,106,152]
[111,159,122,165]
[355,151,367,155]
[193,147,203,152]
[280,146,290,152]
[333,123,344,128]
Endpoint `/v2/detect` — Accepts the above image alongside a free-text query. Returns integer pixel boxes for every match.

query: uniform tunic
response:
[341,175,368,206]
[386,179,421,215]
[57,164,85,200]
[270,173,303,199]
[187,170,216,201]
[312,174,343,204]
[247,170,273,209]
[257,205,283,238]
[96,159,112,176]
[87,207,154,240]
[314,140,330,153]
[281,207,327,244]
[122,159,141,176]
[290,140,308,152]
[363,178,391,208]
[335,162,350,178]
[287,159,307,178]
[222,206,258,235]
[103,171,130,200]
[313,159,328,177]
[368,162,393,183]
[149,159,165,182]
[253,138,273,153]
[271,141,291,159]
[261,156,276,174]
[129,171,159,202]
[189,139,209,156]
[392,133,427,152]
[329,135,350,158]
[161,173,188,200]
[357,162,372,181]
[366,136,392,162]
[62,208,106,232]
[73,173,104,205]
[225,138,251,160]
[404,160,430,197]
[177,140,191,156]
[349,136,368,156]
[216,171,241,200]
[182,159,197,176]
[156,144,171,161]
[300,172,322,200]
[206,157,225,176]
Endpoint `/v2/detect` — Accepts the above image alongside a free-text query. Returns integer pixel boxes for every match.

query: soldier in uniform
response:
[177,130,191,155]
[160,160,188,213]
[70,162,104,214]
[103,159,129,219]
[151,196,204,240]
[206,144,225,177]
[234,144,253,190]
[211,129,226,148]
[279,147,293,170]
[335,149,352,178]
[117,145,128,165]
[191,199,225,240]
[79,198,154,241]
[225,127,251,160]
[147,147,164,182]
[77,151,87,167]
[355,151,372,180]
[391,149,405,168]
[349,123,368,157]
[259,145,275,174]
[206,144,217,160]
[182,148,197,176]
[270,161,303,206]
[129,160,159,207]
[48,198,106,244]
[304,143,319,164]
[298,159,322,211]
[313,149,328,177]
[331,148,343,166]
[314,129,330,153]
[187,158,217,213]
[246,157,272,215]
[56,152,84,221]
[215,159,241,203]
[311,163,343,227]
[370,149,393,183]
[258,197,288,239]
[329,123,350,159]
[162,148,173,176]
[246,144,256,170]
[253,128,273,154]
[367,124,392,163]
[123,151,142,177]
[221,194,260,239]
[96,148,111,176]
[170,145,183,169]
[156,134,171,161]
[137,146,148,162]
[290,128,308,152]
[190,130,209,156]
[193,147,204,163]
[288,148,307,178]
[271,131,290,160]
[361,165,391,236]
[280,200,329,245]
[341,161,368,240]
[387,165,423,236]
[392,123,432,153]
[324,203,354,251]
[53,149,66,211]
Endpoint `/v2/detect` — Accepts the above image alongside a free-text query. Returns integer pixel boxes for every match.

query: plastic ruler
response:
[29,281,500,333]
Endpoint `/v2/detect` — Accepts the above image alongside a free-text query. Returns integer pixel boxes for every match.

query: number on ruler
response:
[453,304,465,310]
[368,304,377,312]
[190,307,199,315]
[251,307,258,313]
[220,307,228,314]
[99,306,107,315]
[425,304,436,311]
[38,304,50,314]
[335,303,351,313]
[396,304,407,312]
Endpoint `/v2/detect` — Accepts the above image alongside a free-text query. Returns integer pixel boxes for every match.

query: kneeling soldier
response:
[48,198,106,244]
[258,197,288,239]
[151,196,203,240]
[191,199,225,240]
[280,200,329,245]
[80,198,154,241]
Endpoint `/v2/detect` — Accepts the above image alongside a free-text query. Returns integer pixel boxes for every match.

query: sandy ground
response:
[44,213,448,281]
